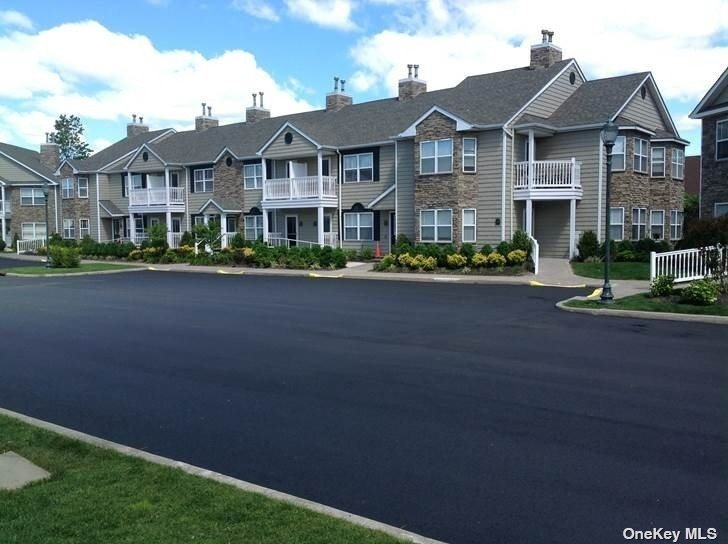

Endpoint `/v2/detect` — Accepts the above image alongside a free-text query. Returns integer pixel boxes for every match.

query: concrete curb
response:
[556,297,728,325]
[0,407,446,544]
[4,267,145,278]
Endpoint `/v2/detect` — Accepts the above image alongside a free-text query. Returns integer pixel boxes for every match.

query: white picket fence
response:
[16,238,47,254]
[650,245,726,283]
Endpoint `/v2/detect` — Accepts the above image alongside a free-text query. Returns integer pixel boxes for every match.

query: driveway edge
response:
[556,297,728,325]
[0,407,446,544]
[4,267,145,278]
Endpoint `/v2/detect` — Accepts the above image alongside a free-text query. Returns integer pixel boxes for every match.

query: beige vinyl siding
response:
[126,150,165,171]
[523,67,583,119]
[395,139,415,240]
[534,201,570,258]
[242,189,262,213]
[535,129,602,239]
[477,130,504,245]
[341,144,395,208]
[371,189,394,210]
[0,156,46,183]
[264,128,317,159]
[714,85,728,105]
[105,173,130,214]
[621,87,667,131]
[88,174,99,240]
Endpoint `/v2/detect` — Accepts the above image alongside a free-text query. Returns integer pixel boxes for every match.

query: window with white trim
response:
[244,215,263,240]
[420,139,453,174]
[193,215,205,226]
[343,212,373,241]
[244,163,263,189]
[462,138,477,173]
[609,207,624,241]
[77,177,89,198]
[462,209,476,242]
[62,178,74,199]
[63,218,75,239]
[193,168,214,192]
[671,148,685,179]
[715,203,728,217]
[20,188,44,206]
[612,136,626,170]
[650,210,664,240]
[634,138,648,173]
[420,209,452,242]
[21,222,46,240]
[343,153,373,183]
[670,210,683,240]
[631,208,647,240]
[717,119,728,160]
[79,218,90,238]
[650,147,665,177]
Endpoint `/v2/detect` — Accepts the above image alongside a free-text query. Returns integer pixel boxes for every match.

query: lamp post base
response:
[600,282,614,303]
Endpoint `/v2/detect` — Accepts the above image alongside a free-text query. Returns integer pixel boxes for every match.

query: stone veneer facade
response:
[210,152,245,232]
[413,111,477,246]
[57,164,92,239]
[699,114,728,218]
[610,132,685,241]
[8,186,59,240]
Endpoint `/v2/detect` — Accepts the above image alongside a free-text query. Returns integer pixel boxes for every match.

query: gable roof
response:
[690,66,728,119]
[72,128,174,172]
[0,142,58,182]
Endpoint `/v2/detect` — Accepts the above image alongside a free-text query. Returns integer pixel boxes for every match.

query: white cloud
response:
[0,10,34,31]
[0,20,315,147]
[231,0,280,22]
[285,0,358,31]
[146,0,170,6]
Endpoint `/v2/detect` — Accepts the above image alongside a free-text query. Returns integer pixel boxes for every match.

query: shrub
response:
[681,279,719,306]
[79,235,96,255]
[459,243,476,261]
[616,250,637,262]
[11,233,19,251]
[485,251,506,268]
[599,240,618,261]
[577,231,599,261]
[393,234,413,255]
[650,275,675,297]
[480,244,493,256]
[496,241,512,257]
[420,255,437,271]
[397,252,413,268]
[147,223,169,251]
[446,253,467,269]
[511,230,531,254]
[229,232,246,249]
[359,246,374,261]
[331,248,347,269]
[506,249,527,266]
[211,251,233,265]
[142,247,163,263]
[159,249,178,264]
[376,254,397,270]
[583,256,602,264]
[48,246,80,268]
[128,249,143,261]
[344,249,358,261]
[471,252,488,268]
[678,216,728,249]
[180,231,194,247]
[0,239,6,251]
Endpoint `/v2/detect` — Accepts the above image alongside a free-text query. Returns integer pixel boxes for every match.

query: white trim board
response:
[257,122,322,155]
[690,66,728,119]
[396,106,474,138]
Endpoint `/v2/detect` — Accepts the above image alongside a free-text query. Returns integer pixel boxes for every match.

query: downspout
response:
[394,139,398,242]
[597,134,603,241]
[510,127,515,238]
[54,185,59,234]
[337,150,342,248]
[501,128,509,241]
[95,173,101,241]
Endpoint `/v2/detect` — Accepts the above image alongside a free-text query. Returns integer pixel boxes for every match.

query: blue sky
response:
[1,0,727,155]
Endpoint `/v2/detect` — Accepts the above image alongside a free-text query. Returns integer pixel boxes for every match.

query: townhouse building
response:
[3,31,687,258]
[689,66,728,218]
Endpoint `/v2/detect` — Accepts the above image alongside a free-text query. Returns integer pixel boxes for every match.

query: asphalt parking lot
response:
[0,269,725,543]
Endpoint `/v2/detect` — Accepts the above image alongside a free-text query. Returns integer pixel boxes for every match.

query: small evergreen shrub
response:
[229,232,246,249]
[359,246,374,260]
[49,246,80,268]
[511,230,531,253]
[459,243,476,261]
[650,275,675,297]
[446,253,467,269]
[180,231,194,246]
[393,234,413,256]
[680,279,719,306]
[577,231,599,261]
[128,249,143,261]
[0,239,6,251]
[506,249,527,265]
[486,251,507,268]
[480,244,493,256]
[344,249,358,261]
[496,241,512,257]
[471,252,488,268]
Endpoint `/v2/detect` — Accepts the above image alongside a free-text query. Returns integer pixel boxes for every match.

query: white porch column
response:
[129,213,134,243]
[203,214,209,225]
[317,150,323,197]
[317,206,324,247]
[1,185,6,243]
[528,129,535,189]
[569,198,577,259]
[525,199,533,236]
[262,209,269,244]
[165,210,172,247]
[220,213,227,248]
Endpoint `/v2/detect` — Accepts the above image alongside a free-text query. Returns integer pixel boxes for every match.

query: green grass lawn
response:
[1,263,140,275]
[571,261,650,280]
[0,414,402,544]
[566,292,728,316]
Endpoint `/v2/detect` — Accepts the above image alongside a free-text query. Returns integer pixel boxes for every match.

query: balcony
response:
[129,187,185,211]
[262,176,338,209]
[514,159,582,200]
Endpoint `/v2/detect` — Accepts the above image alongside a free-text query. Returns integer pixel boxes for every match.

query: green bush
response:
[393,234,413,256]
[229,232,246,249]
[486,251,506,268]
[147,223,169,251]
[159,249,179,264]
[344,249,358,261]
[446,253,467,269]
[359,246,374,261]
[681,279,719,306]
[0,239,6,251]
[677,216,728,249]
[128,249,142,261]
[180,231,194,247]
[650,275,675,297]
[577,231,599,261]
[11,233,19,251]
[471,252,488,268]
[48,246,80,268]
[375,254,397,270]
[331,248,347,269]
[459,243,476,261]
[480,244,493,256]
[506,249,527,265]
[511,230,531,253]
[496,241,512,257]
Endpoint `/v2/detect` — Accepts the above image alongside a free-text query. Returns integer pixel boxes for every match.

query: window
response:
[650,210,664,240]
[79,218,90,238]
[462,209,476,242]
[670,210,683,240]
[631,208,647,240]
[650,147,665,177]
[244,215,263,240]
[462,138,477,173]
[149,217,160,227]
[193,168,214,192]
[20,188,44,206]
[609,207,624,241]
[612,136,626,170]
[343,153,373,183]
[193,215,205,226]
[170,172,179,187]
[77,177,89,198]
[172,218,181,233]
[634,138,648,173]
[226,216,237,233]
[715,203,728,217]
[21,222,46,240]
[321,158,330,177]
[63,218,75,239]
[420,139,453,174]
[671,148,685,180]
[62,178,74,199]
[343,212,373,241]
[420,209,452,242]
[717,119,728,160]
[244,163,263,189]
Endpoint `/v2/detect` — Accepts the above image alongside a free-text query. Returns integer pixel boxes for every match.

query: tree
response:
[53,114,93,161]
[684,192,699,230]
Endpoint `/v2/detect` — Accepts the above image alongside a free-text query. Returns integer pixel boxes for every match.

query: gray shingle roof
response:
[99,200,126,217]
[0,142,57,180]
[73,128,173,171]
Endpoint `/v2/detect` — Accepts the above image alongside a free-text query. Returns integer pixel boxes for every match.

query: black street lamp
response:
[600,120,619,303]
[42,181,51,268]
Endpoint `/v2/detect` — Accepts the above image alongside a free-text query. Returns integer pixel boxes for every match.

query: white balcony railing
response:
[129,187,185,207]
[514,159,581,190]
[263,176,337,201]
[323,232,338,246]
[168,232,183,249]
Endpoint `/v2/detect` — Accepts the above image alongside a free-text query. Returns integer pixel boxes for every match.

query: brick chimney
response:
[127,114,150,138]
[245,92,271,123]
[326,77,353,111]
[530,29,562,69]
[398,64,427,101]
[195,103,220,131]
[39,132,60,171]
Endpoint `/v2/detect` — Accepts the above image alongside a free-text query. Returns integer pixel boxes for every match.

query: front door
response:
[286,215,298,246]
